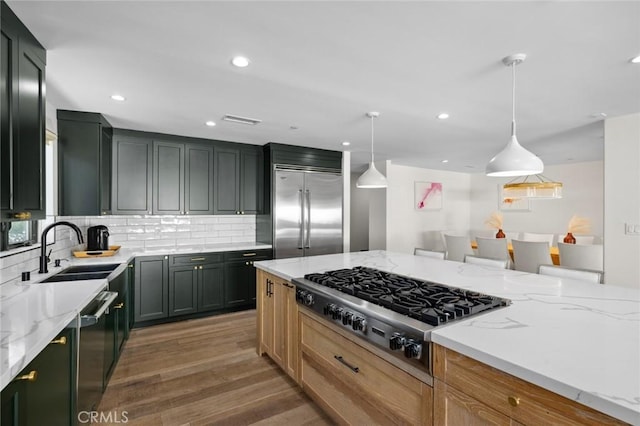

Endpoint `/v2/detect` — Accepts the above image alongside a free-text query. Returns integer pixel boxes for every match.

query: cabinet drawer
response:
[169,253,223,266]
[433,345,624,426]
[300,312,431,425]
[224,249,272,262]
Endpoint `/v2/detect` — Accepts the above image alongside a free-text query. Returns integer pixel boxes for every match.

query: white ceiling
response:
[8,1,640,173]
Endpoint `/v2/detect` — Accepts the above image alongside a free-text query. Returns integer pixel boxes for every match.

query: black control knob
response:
[304,293,315,306]
[342,311,353,325]
[403,339,422,359]
[352,316,366,332]
[332,308,343,320]
[323,303,336,316]
[389,333,406,351]
[296,290,307,303]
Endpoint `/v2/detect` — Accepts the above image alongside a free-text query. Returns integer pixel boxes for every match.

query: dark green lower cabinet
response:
[169,266,199,316]
[224,261,256,307]
[105,267,129,385]
[1,328,75,426]
[198,263,224,312]
[134,255,169,322]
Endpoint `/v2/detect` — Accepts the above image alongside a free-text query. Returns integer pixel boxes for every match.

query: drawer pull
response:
[242,253,257,257]
[114,303,124,309]
[334,355,359,373]
[282,282,294,288]
[508,396,520,407]
[13,211,31,220]
[14,370,37,382]
[51,336,67,345]
[191,257,205,261]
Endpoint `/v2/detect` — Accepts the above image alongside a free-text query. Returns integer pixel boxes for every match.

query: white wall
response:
[350,172,370,252]
[342,151,351,253]
[368,161,387,250]
[604,113,640,288]
[470,161,604,243]
[385,163,471,254]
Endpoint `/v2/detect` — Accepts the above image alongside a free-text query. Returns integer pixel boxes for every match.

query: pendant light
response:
[486,54,544,177]
[356,111,387,189]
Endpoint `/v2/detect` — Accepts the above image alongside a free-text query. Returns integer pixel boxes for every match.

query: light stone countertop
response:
[0,242,271,391]
[254,250,640,425]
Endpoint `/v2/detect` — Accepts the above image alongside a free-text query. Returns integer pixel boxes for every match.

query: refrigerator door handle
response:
[305,190,311,248]
[298,189,304,249]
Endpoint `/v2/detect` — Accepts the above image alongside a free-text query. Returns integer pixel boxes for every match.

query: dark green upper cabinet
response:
[153,140,213,215]
[214,146,262,215]
[1,1,46,222]
[112,134,153,215]
[57,110,112,216]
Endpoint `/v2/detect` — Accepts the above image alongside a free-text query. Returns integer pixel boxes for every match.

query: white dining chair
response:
[538,265,602,284]
[521,232,555,247]
[414,248,446,260]
[475,237,510,265]
[511,240,553,273]
[558,242,604,271]
[464,255,509,269]
[443,234,474,262]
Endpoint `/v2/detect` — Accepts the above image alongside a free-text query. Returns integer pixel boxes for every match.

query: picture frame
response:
[415,181,443,210]
[498,185,530,211]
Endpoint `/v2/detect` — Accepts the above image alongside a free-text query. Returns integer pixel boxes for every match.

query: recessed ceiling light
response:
[111,94,125,101]
[441,160,449,163]
[437,113,449,120]
[630,55,640,64]
[231,56,250,68]
[342,141,351,146]
[205,121,216,127]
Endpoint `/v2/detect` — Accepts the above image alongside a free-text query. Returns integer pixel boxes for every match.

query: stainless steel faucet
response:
[39,221,84,274]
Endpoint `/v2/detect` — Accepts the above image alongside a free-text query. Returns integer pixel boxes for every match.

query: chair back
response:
[475,237,510,261]
[521,232,555,247]
[443,234,474,262]
[538,265,602,284]
[464,255,509,269]
[512,239,552,273]
[558,243,603,271]
[414,248,445,260]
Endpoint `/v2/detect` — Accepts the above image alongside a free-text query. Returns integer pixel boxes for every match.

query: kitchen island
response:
[254,250,640,425]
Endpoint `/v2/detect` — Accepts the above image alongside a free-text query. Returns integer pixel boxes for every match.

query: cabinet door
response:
[271,280,286,368]
[100,126,112,214]
[1,379,26,426]
[198,263,224,312]
[223,261,251,307]
[134,256,169,322]
[112,137,152,215]
[153,141,184,215]
[14,41,45,220]
[284,283,298,381]
[240,149,262,214]
[434,380,512,426]
[214,147,240,214]
[169,265,198,316]
[185,144,214,215]
[258,273,274,356]
[104,301,116,387]
[0,27,16,216]
[23,329,75,426]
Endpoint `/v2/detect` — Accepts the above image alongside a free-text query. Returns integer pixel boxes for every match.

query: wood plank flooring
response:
[98,310,333,425]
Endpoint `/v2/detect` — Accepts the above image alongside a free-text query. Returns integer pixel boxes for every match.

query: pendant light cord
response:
[511,62,517,137]
[370,115,375,163]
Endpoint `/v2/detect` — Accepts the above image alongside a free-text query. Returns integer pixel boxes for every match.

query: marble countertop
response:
[254,250,640,425]
[0,242,271,391]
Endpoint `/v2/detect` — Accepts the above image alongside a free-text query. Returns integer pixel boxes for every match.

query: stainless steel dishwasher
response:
[69,289,118,413]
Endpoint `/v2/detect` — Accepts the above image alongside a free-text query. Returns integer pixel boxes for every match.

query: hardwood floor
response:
[99,310,333,425]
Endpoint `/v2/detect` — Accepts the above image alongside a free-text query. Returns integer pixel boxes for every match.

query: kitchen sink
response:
[60,264,120,274]
[39,263,122,283]
[40,272,113,283]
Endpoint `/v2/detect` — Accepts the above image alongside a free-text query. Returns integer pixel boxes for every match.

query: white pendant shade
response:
[356,162,387,188]
[357,111,387,189]
[486,134,544,177]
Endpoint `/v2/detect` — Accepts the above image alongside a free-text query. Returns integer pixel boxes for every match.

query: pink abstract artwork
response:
[415,182,443,210]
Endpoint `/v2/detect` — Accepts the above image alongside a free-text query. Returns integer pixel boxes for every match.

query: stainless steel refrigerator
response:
[273,166,343,259]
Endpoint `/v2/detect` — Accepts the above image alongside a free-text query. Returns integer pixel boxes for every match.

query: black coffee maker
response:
[87,225,110,251]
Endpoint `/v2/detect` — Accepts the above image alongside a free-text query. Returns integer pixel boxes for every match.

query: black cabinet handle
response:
[282,282,294,288]
[334,355,359,373]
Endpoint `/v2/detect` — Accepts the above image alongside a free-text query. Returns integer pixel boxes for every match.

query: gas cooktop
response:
[303,266,509,326]
[293,266,510,375]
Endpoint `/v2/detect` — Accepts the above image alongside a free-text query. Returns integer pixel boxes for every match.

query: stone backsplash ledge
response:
[0,215,256,286]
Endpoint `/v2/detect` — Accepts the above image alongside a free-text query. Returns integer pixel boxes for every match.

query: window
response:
[0,221,38,250]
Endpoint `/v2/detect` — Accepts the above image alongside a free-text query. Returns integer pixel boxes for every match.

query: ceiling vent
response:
[222,114,262,125]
